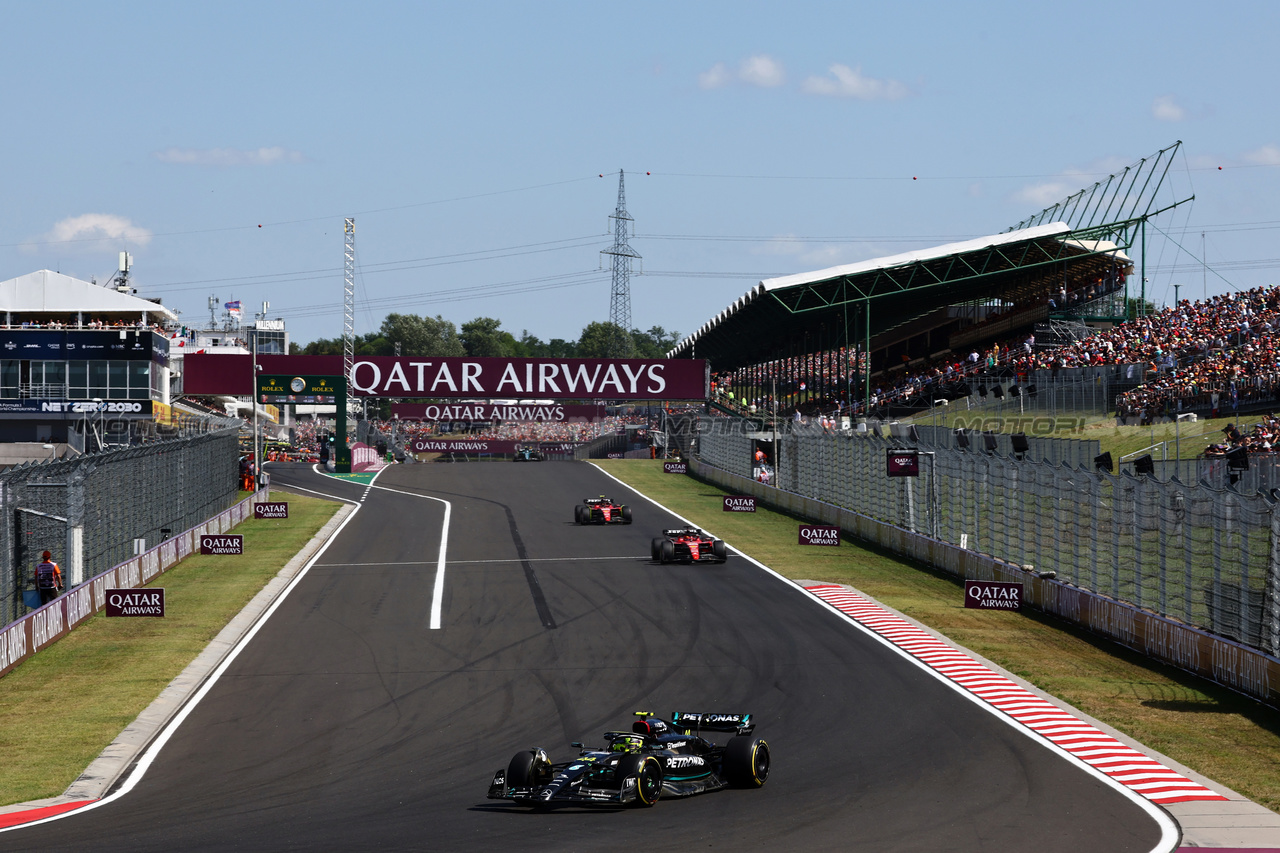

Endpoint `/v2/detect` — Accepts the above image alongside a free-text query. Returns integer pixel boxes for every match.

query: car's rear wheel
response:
[621,505,633,524]
[723,736,769,788]
[659,539,674,564]
[617,755,663,806]
[574,505,585,524]
[651,538,664,562]
[712,539,727,562]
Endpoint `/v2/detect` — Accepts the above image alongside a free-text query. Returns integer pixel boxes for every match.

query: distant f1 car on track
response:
[575,496,632,525]
[488,711,769,808]
[652,527,728,563]
[513,446,542,461]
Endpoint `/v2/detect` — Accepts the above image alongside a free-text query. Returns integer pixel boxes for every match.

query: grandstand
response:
[669,142,1189,419]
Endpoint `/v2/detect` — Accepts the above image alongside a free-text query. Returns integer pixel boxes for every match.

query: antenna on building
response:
[599,170,641,357]
[207,295,219,329]
[113,252,134,294]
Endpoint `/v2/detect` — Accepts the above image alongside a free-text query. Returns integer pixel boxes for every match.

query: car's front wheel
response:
[507,748,552,788]
[617,754,663,806]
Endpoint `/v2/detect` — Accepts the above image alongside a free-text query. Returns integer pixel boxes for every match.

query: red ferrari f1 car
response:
[651,527,728,564]
[575,496,633,525]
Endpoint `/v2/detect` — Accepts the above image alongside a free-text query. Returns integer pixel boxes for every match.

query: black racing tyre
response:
[507,749,552,788]
[723,736,769,788]
[659,539,675,564]
[617,755,663,807]
[621,505,633,524]
[712,539,727,562]
[651,538,664,562]
[575,504,586,524]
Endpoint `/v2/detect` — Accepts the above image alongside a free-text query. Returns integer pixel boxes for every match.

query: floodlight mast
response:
[343,218,356,388]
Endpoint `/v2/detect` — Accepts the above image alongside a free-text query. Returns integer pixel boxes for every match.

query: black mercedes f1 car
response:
[488,711,769,808]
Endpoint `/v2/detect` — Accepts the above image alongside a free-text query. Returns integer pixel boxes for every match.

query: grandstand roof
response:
[0,270,179,322]
[667,222,1129,368]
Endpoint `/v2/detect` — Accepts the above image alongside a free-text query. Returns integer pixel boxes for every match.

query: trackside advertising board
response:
[799,524,841,546]
[254,502,289,519]
[200,535,243,555]
[664,461,688,473]
[723,496,756,512]
[105,589,165,617]
[887,450,920,477]
[184,355,708,400]
[964,580,1022,610]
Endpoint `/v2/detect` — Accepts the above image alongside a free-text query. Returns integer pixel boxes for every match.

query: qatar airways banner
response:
[182,354,708,400]
[410,439,580,455]
[392,403,607,422]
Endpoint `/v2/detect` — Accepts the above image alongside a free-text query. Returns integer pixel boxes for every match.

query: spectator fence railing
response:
[2,428,241,628]
[699,419,1280,658]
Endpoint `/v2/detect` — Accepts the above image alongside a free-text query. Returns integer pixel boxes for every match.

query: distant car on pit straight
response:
[575,495,632,525]
[512,445,542,461]
[488,710,769,808]
[651,527,728,564]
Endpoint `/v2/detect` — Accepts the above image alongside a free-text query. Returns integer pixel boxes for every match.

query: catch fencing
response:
[2,428,242,628]
[699,420,1280,659]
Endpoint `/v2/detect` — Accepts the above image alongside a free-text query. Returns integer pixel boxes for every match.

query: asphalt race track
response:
[8,462,1170,852]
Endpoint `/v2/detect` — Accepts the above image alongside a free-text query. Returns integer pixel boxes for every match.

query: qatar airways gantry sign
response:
[183,355,709,400]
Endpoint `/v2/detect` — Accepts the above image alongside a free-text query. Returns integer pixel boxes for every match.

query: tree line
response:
[292,314,681,360]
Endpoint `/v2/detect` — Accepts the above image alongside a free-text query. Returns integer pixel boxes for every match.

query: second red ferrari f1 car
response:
[575,496,632,525]
[651,527,728,563]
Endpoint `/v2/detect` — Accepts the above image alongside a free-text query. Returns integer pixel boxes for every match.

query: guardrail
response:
[0,488,269,680]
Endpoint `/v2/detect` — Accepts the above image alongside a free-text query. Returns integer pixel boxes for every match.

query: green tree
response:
[630,325,681,358]
[577,321,634,358]
[460,316,517,358]
[1126,297,1159,320]
[380,313,465,357]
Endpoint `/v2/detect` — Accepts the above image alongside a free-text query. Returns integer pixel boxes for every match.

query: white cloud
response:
[751,235,854,266]
[1242,144,1280,166]
[153,146,306,166]
[698,62,732,90]
[1012,182,1072,208]
[1152,95,1186,122]
[801,64,909,100]
[26,213,152,252]
[738,55,786,88]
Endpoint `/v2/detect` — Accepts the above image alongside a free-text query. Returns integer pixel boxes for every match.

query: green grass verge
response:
[596,459,1280,813]
[0,491,341,806]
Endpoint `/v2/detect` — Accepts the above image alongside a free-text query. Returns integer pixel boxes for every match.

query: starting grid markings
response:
[805,583,1228,806]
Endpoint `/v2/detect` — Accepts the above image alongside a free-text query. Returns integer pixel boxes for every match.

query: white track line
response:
[588,462,1180,853]
[5,466,386,830]
[364,482,450,630]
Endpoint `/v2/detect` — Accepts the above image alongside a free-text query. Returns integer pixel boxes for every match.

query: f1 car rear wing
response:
[584,498,612,505]
[669,711,754,736]
[662,528,701,537]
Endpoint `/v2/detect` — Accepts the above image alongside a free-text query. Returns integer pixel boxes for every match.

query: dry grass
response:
[0,491,340,806]
[597,459,1280,813]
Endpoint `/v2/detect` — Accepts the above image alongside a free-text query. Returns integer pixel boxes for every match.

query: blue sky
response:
[3,1,1277,348]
